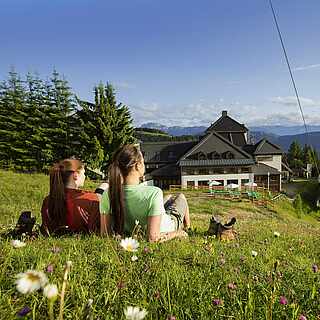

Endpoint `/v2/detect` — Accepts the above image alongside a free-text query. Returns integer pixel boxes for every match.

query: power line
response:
[268,0,319,177]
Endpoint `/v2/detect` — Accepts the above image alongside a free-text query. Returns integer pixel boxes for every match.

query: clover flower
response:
[227,282,237,290]
[212,298,222,306]
[131,255,138,262]
[17,306,31,317]
[279,296,288,305]
[124,306,147,320]
[312,264,318,273]
[46,264,54,273]
[120,237,139,252]
[11,240,26,248]
[16,270,48,294]
[298,315,307,320]
[43,284,58,300]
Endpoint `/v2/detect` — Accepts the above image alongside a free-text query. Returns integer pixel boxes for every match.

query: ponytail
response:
[48,165,66,231]
[108,162,125,235]
[108,145,142,235]
[47,159,84,233]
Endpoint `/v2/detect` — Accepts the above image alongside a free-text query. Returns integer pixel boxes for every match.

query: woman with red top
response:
[41,159,101,235]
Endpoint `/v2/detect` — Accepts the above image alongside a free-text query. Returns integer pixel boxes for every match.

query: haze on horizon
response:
[1,0,319,128]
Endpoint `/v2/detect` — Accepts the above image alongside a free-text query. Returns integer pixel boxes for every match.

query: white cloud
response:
[271,96,319,107]
[293,64,320,71]
[130,99,320,128]
[248,112,320,126]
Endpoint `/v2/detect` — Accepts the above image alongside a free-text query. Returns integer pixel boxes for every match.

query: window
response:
[187,181,195,187]
[256,156,273,162]
[225,167,237,174]
[208,151,221,160]
[213,168,224,174]
[241,179,249,185]
[198,152,207,160]
[222,151,235,159]
[154,152,160,161]
[227,179,238,185]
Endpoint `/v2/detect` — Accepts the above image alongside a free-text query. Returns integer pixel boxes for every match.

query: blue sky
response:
[1,0,320,127]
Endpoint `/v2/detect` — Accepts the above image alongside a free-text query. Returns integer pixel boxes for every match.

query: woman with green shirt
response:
[100,144,191,242]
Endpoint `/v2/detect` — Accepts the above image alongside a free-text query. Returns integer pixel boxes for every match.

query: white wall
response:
[181,173,252,189]
[257,155,282,172]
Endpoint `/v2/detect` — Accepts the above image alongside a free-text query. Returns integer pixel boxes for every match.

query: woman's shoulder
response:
[138,185,163,197]
[66,189,99,202]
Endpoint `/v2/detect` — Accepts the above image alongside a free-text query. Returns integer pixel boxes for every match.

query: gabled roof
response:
[179,131,253,161]
[206,111,248,133]
[150,164,180,177]
[252,163,281,175]
[253,139,283,155]
[141,140,198,163]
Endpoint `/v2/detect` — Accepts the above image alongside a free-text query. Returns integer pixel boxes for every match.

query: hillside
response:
[139,123,320,152]
[0,170,319,319]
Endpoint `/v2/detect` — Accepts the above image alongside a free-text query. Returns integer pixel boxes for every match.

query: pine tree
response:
[77,83,135,173]
[0,69,28,169]
[24,72,54,170]
[47,70,77,161]
[287,140,303,169]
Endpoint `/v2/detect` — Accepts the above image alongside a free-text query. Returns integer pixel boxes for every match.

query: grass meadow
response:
[0,170,319,319]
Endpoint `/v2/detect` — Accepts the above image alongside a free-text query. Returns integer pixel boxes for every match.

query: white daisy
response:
[274,231,280,237]
[120,237,139,252]
[251,250,258,257]
[43,284,59,300]
[11,240,26,248]
[16,270,48,294]
[131,255,138,262]
[124,306,147,320]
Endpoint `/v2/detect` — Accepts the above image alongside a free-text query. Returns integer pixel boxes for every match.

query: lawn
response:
[0,170,319,319]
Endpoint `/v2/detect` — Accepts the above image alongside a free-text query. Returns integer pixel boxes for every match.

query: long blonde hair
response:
[108,145,142,234]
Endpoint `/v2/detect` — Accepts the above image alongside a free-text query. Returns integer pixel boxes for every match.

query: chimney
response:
[222,110,227,117]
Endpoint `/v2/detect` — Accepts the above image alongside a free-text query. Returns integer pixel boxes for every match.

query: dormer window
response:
[222,151,234,159]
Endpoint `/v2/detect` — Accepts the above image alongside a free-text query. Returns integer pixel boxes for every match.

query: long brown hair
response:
[48,159,84,232]
[108,144,142,235]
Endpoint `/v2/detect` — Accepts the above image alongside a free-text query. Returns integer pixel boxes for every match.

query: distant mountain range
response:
[140,122,320,152]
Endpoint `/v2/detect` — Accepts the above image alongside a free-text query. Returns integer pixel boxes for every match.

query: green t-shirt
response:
[100,184,167,234]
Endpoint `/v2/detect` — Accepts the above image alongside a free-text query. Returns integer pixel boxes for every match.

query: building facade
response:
[141,111,284,191]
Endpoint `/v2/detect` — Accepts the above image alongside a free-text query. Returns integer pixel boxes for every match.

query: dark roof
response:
[252,163,281,175]
[149,164,180,177]
[242,144,256,154]
[243,139,283,155]
[180,131,253,161]
[253,139,283,155]
[206,111,248,133]
[141,140,198,163]
[179,159,255,167]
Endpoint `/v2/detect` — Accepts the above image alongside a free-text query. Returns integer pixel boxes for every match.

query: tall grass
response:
[0,170,319,319]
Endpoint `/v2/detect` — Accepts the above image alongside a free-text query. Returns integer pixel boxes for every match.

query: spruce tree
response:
[0,69,28,169]
[77,83,135,174]
[47,69,77,161]
[287,141,303,169]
